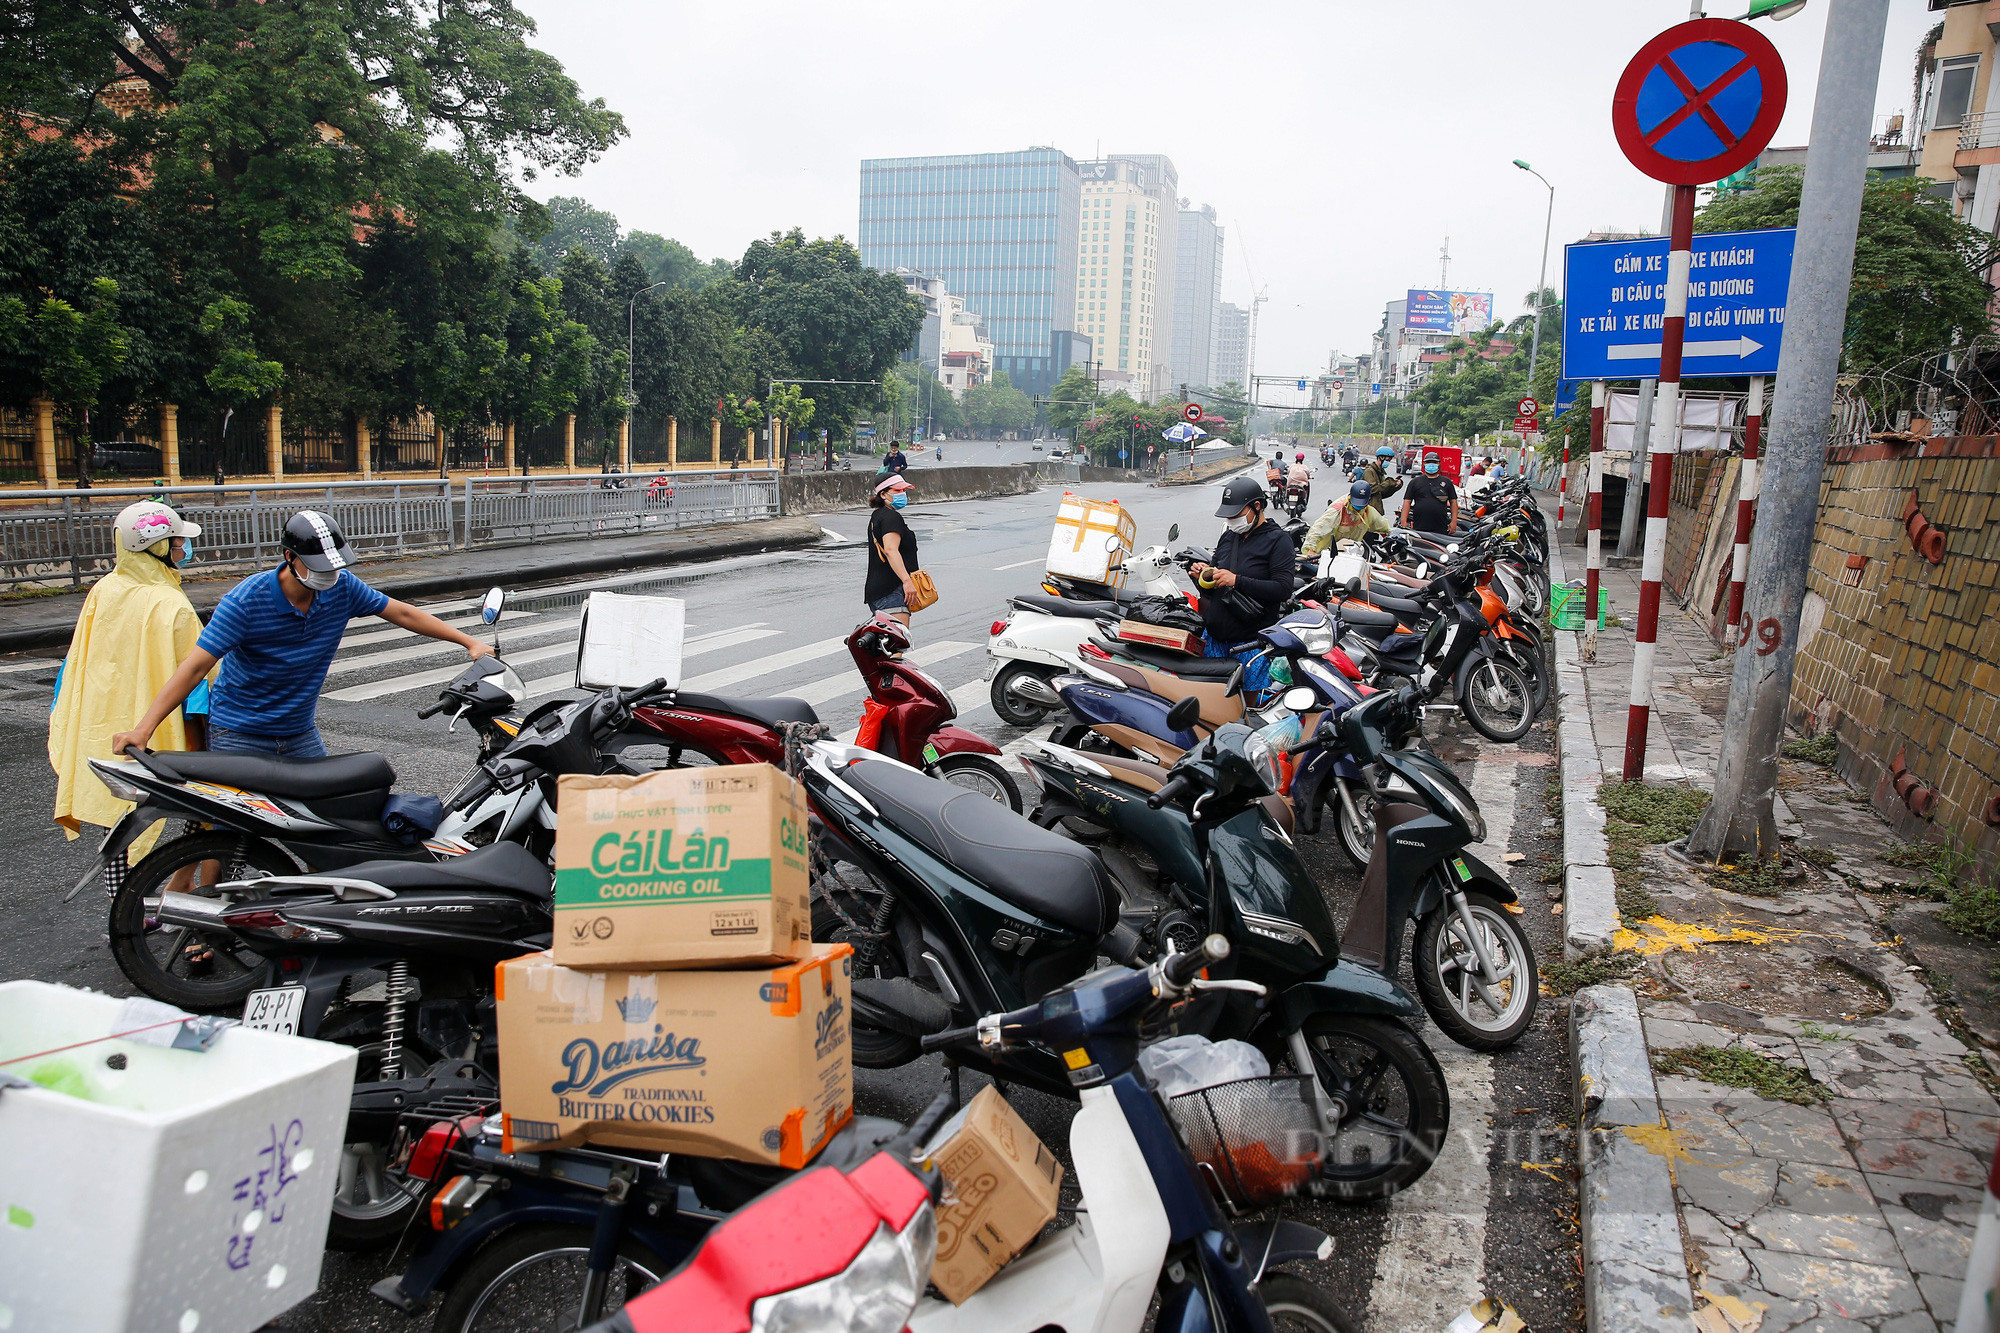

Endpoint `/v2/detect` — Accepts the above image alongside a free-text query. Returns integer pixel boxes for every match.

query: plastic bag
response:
[855,698,891,751]
[1139,1035,1271,1098]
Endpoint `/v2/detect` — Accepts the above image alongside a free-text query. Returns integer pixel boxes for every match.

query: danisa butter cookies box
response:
[495,944,854,1166]
[552,765,810,970]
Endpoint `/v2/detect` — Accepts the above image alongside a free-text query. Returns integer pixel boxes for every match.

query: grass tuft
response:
[1780,732,1838,766]
[1651,1045,1827,1104]
[1541,950,1641,996]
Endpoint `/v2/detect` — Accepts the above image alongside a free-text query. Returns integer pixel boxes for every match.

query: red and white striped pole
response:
[1723,374,1765,635]
[1585,381,1606,661]
[1557,436,1569,525]
[1623,184,1696,782]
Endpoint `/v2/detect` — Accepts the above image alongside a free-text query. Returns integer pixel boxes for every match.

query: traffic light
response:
[1131,414,1142,427]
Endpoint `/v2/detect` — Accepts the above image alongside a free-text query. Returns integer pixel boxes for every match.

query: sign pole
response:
[1558,437,1569,526]
[1690,0,1889,862]
[1585,381,1606,662]
[1623,183,1696,782]
[1724,374,1765,634]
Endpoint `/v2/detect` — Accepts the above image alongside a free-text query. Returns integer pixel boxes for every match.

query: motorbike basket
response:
[1168,1074,1324,1209]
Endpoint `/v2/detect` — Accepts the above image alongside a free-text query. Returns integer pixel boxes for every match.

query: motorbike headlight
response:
[1429,774,1487,843]
[1296,613,1335,656]
[750,1206,936,1333]
[1243,733,1281,798]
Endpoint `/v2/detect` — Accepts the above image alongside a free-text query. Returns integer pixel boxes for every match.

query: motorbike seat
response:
[149,750,396,799]
[1338,602,1401,630]
[1364,588,1429,617]
[673,692,820,731]
[1012,592,1120,620]
[330,840,553,899]
[838,758,1115,936]
[1101,639,1241,679]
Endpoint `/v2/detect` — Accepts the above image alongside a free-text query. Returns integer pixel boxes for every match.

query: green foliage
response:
[533,197,622,269]
[619,232,729,292]
[1931,842,1998,940]
[767,382,815,433]
[1540,950,1640,996]
[964,370,1034,434]
[1780,732,1839,766]
[1652,1046,1827,1104]
[1598,782,1711,842]
[1696,166,1993,374]
[1046,365,1101,435]
[887,360,963,437]
[199,299,284,402]
[0,277,130,439]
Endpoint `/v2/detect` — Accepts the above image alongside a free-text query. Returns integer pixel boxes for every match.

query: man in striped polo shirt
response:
[113,511,491,758]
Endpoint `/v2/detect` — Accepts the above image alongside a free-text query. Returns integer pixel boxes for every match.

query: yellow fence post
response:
[503,421,516,472]
[619,417,631,472]
[668,416,678,469]
[357,417,372,479]
[564,414,576,472]
[160,403,180,485]
[267,402,284,480]
[33,397,56,489]
[710,417,721,466]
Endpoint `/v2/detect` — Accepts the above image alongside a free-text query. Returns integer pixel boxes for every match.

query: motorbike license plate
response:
[241,985,307,1036]
[982,657,998,681]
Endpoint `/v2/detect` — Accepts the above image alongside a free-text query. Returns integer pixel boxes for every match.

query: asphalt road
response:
[0,469,1581,1331]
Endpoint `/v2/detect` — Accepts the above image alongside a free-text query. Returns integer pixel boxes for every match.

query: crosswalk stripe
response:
[513,625,780,700]
[786,641,976,712]
[676,634,850,695]
[329,615,581,676]
[339,607,541,650]
[323,641,579,702]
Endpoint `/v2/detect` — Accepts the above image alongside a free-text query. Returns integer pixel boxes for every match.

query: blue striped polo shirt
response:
[197,567,389,735]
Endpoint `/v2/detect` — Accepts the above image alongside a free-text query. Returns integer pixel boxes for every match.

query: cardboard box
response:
[553,765,810,970]
[496,945,854,1166]
[1116,618,1203,656]
[1046,492,1137,585]
[0,982,357,1333]
[576,591,686,691]
[924,1086,1064,1304]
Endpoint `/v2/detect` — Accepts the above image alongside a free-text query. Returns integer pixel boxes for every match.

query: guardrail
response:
[0,471,780,588]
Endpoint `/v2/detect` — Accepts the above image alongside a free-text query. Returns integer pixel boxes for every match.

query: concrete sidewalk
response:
[0,514,826,654]
[1559,548,1998,1331]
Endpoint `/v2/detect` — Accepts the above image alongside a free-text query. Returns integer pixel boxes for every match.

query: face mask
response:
[1224,513,1252,534]
[1425,463,1440,476]
[890,492,908,510]
[293,560,339,591]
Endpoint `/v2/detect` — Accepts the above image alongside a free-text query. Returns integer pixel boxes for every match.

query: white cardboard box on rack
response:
[1045,493,1137,585]
[0,981,357,1333]
[576,591,686,692]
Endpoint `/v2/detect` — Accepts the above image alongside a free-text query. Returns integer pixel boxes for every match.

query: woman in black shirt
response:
[864,474,920,625]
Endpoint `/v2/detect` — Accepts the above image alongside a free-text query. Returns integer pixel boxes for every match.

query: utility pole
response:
[1691,0,1889,860]
[1618,378,1656,556]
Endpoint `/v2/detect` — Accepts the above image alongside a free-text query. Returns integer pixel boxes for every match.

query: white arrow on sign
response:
[1606,335,1765,361]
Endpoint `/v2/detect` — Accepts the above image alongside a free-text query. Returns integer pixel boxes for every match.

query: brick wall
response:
[1663,452,1724,604]
[1789,435,2000,867]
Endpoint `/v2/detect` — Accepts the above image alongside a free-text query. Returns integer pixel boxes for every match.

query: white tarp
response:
[1605,391,1742,452]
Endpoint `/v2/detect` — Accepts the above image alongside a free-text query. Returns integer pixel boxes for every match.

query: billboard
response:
[1405,290,1495,335]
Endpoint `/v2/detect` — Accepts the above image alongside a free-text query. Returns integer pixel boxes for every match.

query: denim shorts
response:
[207,724,328,759]
[868,589,909,615]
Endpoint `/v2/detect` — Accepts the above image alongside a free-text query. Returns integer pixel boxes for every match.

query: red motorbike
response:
[610,616,1022,810]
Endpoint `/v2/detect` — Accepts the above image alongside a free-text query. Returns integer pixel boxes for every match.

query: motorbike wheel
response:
[1331,780,1375,872]
[327,1133,426,1251]
[934,754,1023,813]
[811,891,923,1068]
[1260,1274,1361,1333]
[1457,656,1535,743]
[989,662,1053,727]
[1292,1014,1449,1203]
[431,1223,670,1333]
[107,832,292,1011]
[1413,892,1539,1052]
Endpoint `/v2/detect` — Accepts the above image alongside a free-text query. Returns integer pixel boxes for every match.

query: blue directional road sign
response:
[1561,227,1794,381]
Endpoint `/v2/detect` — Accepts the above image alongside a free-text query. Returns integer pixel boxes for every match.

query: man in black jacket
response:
[1190,477,1293,693]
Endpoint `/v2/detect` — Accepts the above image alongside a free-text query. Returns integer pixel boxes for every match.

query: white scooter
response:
[985,527,1187,726]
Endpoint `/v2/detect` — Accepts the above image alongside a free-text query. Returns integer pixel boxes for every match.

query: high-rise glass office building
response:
[858,148,1084,397]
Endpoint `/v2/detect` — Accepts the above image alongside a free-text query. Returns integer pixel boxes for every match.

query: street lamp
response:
[626,280,669,404]
[1728,0,1807,18]
[1514,160,1555,397]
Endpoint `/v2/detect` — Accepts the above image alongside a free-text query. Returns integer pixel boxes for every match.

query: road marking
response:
[330,623,773,703]
[339,607,541,650]
[513,624,782,700]
[994,557,1043,570]
[327,615,581,675]
[0,657,60,674]
[795,641,975,714]
[677,634,850,695]
[1364,750,1518,1328]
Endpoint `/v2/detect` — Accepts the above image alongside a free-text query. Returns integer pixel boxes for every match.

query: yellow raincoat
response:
[48,546,206,860]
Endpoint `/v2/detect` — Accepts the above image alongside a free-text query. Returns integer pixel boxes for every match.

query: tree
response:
[1045,365,1101,435]
[553,249,630,446]
[889,360,963,437]
[767,382,815,455]
[1695,165,1992,377]
[620,232,728,292]
[494,266,596,429]
[532,197,622,270]
[964,370,1034,434]
[0,277,130,457]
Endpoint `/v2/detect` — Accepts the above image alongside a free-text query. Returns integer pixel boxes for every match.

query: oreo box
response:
[495,944,854,1166]
[552,765,810,970]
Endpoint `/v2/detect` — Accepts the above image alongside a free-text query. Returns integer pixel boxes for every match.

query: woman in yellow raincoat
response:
[48,500,210,892]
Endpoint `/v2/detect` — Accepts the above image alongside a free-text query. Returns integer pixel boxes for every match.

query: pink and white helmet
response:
[114,500,201,553]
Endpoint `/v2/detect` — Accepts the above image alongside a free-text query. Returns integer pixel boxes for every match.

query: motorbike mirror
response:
[481,586,506,625]
[1445,544,1460,555]
[1224,663,1245,699]
[1104,534,1121,552]
[1166,695,1203,733]
[1344,575,1362,598]
[1282,686,1316,713]
[1167,523,1179,542]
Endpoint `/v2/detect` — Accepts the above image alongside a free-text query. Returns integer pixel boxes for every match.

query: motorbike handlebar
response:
[1146,773,1197,809]
[918,1025,979,1054]
[417,698,450,719]
[1164,934,1231,988]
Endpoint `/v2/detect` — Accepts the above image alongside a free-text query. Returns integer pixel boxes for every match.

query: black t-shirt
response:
[865,507,919,603]
[1405,474,1458,532]
[1200,519,1296,644]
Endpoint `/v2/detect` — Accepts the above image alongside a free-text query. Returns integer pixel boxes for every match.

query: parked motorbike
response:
[142,676,666,1248]
[985,527,1184,727]
[804,711,1449,1202]
[610,616,1021,810]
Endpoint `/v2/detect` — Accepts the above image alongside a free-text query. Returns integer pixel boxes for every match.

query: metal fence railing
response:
[0,471,781,589]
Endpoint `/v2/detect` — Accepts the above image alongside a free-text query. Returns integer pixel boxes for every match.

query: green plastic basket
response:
[1550,581,1606,631]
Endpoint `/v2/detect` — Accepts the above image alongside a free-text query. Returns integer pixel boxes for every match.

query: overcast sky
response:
[522,1,1936,395]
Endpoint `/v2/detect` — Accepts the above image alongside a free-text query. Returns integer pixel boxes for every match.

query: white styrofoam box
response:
[1045,493,1138,586]
[0,982,357,1333]
[575,591,685,692]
